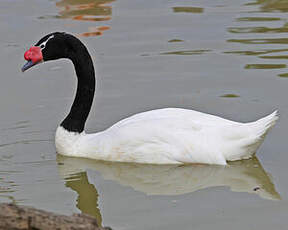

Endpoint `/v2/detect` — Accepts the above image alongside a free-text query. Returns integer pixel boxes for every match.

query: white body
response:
[55,108,278,165]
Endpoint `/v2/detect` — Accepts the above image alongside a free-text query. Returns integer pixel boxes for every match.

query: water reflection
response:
[237,17,281,21]
[0,172,17,203]
[278,73,288,77]
[228,23,288,34]
[55,0,114,37]
[172,7,204,14]
[225,48,288,56]
[220,94,240,98]
[160,49,211,55]
[228,38,288,44]
[168,39,184,43]
[245,64,286,69]
[246,0,288,12]
[57,156,280,208]
[227,0,288,73]
[64,171,102,225]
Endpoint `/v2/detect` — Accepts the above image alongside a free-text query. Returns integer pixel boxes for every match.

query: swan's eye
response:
[40,44,45,49]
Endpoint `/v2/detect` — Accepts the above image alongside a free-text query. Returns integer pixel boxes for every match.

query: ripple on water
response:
[278,73,288,78]
[168,39,184,43]
[0,171,19,204]
[220,94,240,98]
[224,48,288,56]
[160,49,211,55]
[1,120,30,131]
[226,0,288,75]
[245,64,286,69]
[237,17,281,21]
[228,25,288,34]
[40,0,115,37]
[172,7,204,14]
[228,38,288,44]
[245,0,288,12]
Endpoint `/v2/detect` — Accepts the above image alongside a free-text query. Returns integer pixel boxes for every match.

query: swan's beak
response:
[22,60,37,72]
[22,46,43,72]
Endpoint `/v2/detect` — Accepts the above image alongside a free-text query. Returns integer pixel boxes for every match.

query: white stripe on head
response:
[38,35,54,50]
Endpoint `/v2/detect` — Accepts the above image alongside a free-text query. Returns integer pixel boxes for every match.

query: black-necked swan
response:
[21,32,278,165]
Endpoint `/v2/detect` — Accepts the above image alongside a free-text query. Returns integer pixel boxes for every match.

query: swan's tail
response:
[224,111,278,161]
[243,110,279,158]
[249,110,279,138]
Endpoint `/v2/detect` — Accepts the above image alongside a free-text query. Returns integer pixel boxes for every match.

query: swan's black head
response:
[22,32,78,72]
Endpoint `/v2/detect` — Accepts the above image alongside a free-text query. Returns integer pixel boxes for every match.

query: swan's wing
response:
[109,108,239,130]
[85,115,229,165]
[79,108,275,165]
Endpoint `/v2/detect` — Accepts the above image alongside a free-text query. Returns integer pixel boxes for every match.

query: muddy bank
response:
[0,203,111,230]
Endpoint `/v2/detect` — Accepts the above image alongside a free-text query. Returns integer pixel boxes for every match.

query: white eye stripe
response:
[38,35,54,50]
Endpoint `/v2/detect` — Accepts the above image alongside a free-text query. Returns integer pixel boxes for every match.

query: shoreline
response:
[0,203,111,230]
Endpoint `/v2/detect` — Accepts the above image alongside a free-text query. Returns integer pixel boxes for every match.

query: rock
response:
[0,203,110,230]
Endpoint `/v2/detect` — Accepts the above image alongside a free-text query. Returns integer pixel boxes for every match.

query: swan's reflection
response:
[57,156,280,202]
[57,156,280,228]
[64,172,102,225]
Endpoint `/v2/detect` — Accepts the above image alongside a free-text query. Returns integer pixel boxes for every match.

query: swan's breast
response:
[55,126,85,156]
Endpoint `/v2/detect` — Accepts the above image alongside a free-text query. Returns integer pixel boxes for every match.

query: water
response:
[0,0,287,229]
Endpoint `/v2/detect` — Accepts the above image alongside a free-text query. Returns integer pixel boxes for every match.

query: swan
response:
[21,32,278,165]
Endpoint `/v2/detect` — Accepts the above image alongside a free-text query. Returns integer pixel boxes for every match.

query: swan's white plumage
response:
[55,108,278,165]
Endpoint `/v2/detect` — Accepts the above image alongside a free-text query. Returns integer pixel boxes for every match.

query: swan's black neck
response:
[60,37,95,133]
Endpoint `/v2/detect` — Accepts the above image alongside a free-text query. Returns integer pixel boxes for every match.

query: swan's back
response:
[109,108,238,130]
